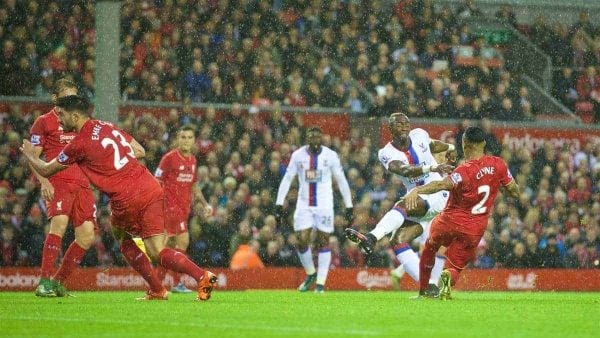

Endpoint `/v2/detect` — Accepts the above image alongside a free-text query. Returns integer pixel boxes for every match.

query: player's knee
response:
[75,233,95,249]
[49,216,69,235]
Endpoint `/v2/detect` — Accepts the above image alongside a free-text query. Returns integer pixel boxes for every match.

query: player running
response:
[404,126,519,299]
[155,125,212,293]
[345,113,454,294]
[29,79,96,297]
[21,95,217,301]
[276,127,354,293]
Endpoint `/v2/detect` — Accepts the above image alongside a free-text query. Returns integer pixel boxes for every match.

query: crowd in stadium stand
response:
[1,0,555,121]
[1,102,599,270]
[520,10,600,121]
[0,1,599,270]
[0,0,95,98]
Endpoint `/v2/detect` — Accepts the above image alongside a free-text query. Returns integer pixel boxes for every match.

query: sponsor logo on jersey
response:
[56,201,63,211]
[59,134,75,143]
[176,173,194,182]
[154,168,163,177]
[30,134,41,145]
[305,169,322,182]
[179,165,184,170]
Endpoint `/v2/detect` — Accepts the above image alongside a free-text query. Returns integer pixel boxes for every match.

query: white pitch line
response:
[2,315,383,336]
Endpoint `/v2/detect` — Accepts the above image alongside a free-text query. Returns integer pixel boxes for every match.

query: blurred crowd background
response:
[1,0,599,271]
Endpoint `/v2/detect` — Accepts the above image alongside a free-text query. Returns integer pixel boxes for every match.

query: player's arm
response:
[27,145,55,201]
[193,184,213,217]
[275,167,296,206]
[20,140,67,178]
[502,180,520,199]
[404,177,454,210]
[429,139,455,154]
[130,138,145,159]
[387,160,454,178]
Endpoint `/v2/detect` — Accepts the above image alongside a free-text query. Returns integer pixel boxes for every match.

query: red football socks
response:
[418,240,438,292]
[40,233,62,279]
[120,239,163,293]
[53,242,87,283]
[158,248,204,282]
[155,264,168,283]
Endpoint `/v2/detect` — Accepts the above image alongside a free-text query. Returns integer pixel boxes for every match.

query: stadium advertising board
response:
[381,122,600,151]
[1,268,599,292]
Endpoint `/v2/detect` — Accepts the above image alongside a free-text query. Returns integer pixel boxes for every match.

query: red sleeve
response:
[497,158,513,186]
[57,137,85,165]
[29,117,46,147]
[155,154,169,180]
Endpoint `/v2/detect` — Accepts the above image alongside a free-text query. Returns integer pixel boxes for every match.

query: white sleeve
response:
[331,152,353,208]
[275,153,298,205]
[378,147,407,171]
[412,128,431,144]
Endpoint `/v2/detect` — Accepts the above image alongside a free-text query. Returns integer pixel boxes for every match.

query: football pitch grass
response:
[1,291,598,338]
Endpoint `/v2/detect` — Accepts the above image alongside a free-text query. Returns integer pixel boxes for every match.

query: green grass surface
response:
[0,291,598,338]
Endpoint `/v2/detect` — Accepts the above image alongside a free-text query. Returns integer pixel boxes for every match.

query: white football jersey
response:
[378,128,442,191]
[276,145,353,210]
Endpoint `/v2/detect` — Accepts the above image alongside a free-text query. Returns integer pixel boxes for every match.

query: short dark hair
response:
[463,126,486,144]
[52,78,77,95]
[307,126,322,134]
[55,95,90,115]
[177,125,196,136]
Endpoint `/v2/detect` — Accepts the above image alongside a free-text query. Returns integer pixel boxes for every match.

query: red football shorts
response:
[164,206,189,236]
[110,189,165,239]
[429,217,482,271]
[46,181,96,227]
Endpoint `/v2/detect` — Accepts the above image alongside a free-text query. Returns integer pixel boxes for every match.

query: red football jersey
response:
[155,149,197,214]
[57,120,161,203]
[29,109,89,186]
[439,155,513,236]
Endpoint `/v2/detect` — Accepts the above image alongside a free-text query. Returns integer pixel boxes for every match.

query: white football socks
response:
[430,255,446,285]
[370,209,405,240]
[316,249,331,286]
[297,247,316,275]
[395,246,420,282]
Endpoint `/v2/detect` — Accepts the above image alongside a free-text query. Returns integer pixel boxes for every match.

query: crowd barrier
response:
[1,268,599,292]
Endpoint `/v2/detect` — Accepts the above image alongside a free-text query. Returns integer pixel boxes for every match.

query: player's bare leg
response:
[143,234,217,301]
[296,228,317,292]
[169,232,192,293]
[314,230,331,293]
[345,196,428,255]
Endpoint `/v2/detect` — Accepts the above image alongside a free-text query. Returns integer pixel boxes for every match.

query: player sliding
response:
[20,95,217,301]
[154,125,212,293]
[276,127,354,293]
[404,126,519,299]
[345,113,454,295]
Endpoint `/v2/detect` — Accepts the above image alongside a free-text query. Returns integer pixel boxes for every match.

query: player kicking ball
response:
[345,113,454,296]
[403,126,519,299]
[20,95,217,301]
[155,126,212,293]
[276,127,354,293]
